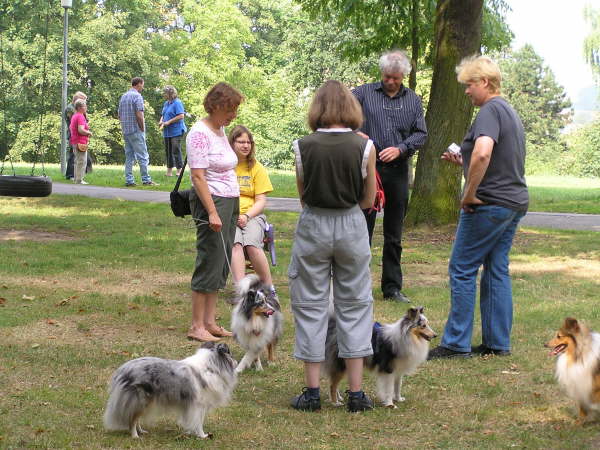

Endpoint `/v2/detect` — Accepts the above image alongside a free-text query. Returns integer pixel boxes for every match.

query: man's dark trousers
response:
[364,163,409,297]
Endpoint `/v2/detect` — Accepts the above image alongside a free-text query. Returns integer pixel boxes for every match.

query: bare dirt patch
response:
[0,228,77,242]
[4,268,190,298]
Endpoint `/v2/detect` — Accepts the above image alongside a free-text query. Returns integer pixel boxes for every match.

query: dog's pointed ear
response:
[563,317,580,334]
[407,307,419,320]
[417,306,424,314]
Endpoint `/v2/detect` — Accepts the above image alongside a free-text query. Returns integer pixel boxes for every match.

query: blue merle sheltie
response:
[103,342,237,439]
[231,274,283,373]
[322,306,437,408]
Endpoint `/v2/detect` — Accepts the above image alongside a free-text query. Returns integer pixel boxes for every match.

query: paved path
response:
[51,182,600,232]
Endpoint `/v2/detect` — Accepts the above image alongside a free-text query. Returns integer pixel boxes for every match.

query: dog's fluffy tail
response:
[103,376,148,431]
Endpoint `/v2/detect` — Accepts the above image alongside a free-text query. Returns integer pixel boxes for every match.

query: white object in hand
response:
[447,143,461,154]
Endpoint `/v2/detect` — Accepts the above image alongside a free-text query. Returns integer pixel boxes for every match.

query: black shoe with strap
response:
[427,345,472,360]
[290,388,321,412]
[346,390,374,412]
[472,344,511,357]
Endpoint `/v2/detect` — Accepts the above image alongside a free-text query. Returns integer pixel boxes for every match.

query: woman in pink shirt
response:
[69,99,92,184]
[186,82,243,342]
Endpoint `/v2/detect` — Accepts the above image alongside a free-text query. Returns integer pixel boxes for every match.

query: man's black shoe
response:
[346,390,374,412]
[427,346,472,360]
[125,182,136,187]
[472,344,511,357]
[290,388,321,412]
[384,290,411,303]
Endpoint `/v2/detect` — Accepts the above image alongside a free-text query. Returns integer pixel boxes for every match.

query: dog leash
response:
[190,218,233,277]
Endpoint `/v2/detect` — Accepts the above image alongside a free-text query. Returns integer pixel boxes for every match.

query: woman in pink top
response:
[69,99,92,184]
[186,82,243,342]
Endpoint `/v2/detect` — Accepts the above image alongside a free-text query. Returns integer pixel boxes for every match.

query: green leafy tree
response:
[407,0,484,225]
[584,4,600,83]
[499,45,572,173]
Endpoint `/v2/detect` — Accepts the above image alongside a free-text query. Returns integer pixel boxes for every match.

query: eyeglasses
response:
[234,140,252,145]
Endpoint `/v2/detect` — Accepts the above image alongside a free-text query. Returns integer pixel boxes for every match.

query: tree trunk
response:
[406,0,483,226]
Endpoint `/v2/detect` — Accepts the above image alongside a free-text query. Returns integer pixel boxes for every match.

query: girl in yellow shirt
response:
[228,125,275,291]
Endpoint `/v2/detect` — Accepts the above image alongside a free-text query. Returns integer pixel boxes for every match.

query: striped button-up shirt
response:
[352,82,427,161]
[118,88,144,136]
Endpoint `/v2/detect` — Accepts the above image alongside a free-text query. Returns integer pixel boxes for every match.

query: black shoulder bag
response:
[170,157,192,217]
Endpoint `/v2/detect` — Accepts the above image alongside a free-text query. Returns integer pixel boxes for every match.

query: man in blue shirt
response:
[159,85,186,177]
[118,77,158,186]
[353,50,427,303]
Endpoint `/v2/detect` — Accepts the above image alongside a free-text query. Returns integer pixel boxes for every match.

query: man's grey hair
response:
[379,50,412,76]
[74,98,86,110]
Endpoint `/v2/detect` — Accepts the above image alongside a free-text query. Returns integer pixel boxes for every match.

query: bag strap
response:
[173,157,187,193]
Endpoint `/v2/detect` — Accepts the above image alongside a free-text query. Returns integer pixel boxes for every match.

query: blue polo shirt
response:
[161,98,187,138]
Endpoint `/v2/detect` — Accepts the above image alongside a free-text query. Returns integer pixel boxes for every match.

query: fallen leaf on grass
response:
[34,428,45,434]
[128,304,140,310]
[2,284,7,288]
[56,299,69,306]
[167,326,176,331]
[0,297,6,305]
[31,344,40,349]
[483,430,494,435]
[501,370,520,375]
[22,295,35,301]
[46,319,58,325]
[330,432,340,438]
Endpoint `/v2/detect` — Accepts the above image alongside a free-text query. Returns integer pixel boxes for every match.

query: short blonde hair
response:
[72,91,87,103]
[456,55,502,94]
[307,80,363,131]
[74,99,86,110]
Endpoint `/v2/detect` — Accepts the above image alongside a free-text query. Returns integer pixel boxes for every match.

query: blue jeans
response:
[124,131,151,184]
[441,205,525,352]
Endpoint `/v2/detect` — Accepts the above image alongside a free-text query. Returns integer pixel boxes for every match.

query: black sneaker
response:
[427,346,472,360]
[383,290,411,303]
[125,182,136,187]
[472,344,511,357]
[290,388,321,412]
[143,181,159,186]
[346,390,374,412]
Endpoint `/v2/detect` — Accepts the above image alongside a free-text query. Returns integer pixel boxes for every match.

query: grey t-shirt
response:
[460,96,529,211]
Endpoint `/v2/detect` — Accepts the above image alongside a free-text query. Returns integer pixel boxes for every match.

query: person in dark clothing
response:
[352,50,428,304]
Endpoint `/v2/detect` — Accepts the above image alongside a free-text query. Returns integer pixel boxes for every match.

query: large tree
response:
[584,4,600,83]
[406,0,484,226]
[498,45,571,173]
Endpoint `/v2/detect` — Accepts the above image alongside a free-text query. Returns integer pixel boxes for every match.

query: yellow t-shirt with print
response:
[235,160,273,215]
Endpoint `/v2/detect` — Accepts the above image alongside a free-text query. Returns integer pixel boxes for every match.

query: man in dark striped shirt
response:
[353,50,427,303]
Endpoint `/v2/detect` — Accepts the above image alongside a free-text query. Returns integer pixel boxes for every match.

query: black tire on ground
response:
[0,175,53,197]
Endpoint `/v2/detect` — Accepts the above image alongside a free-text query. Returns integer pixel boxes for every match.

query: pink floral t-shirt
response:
[186,121,239,198]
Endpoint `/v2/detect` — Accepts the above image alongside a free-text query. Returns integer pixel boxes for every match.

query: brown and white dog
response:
[231,274,283,373]
[322,306,437,408]
[546,317,600,423]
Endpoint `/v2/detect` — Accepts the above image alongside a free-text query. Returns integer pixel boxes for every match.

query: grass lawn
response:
[4,163,600,214]
[1,194,599,448]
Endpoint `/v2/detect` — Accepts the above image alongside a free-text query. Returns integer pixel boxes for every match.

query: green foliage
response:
[498,45,572,174]
[565,119,600,178]
[584,5,600,83]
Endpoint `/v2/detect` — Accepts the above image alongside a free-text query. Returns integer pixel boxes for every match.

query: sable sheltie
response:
[103,342,237,439]
[546,317,600,423]
[231,274,283,373]
[323,306,437,408]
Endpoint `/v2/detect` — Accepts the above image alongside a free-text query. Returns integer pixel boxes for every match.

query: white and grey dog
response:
[231,274,283,373]
[103,342,237,439]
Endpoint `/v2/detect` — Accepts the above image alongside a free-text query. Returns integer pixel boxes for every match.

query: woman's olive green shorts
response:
[189,189,239,292]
